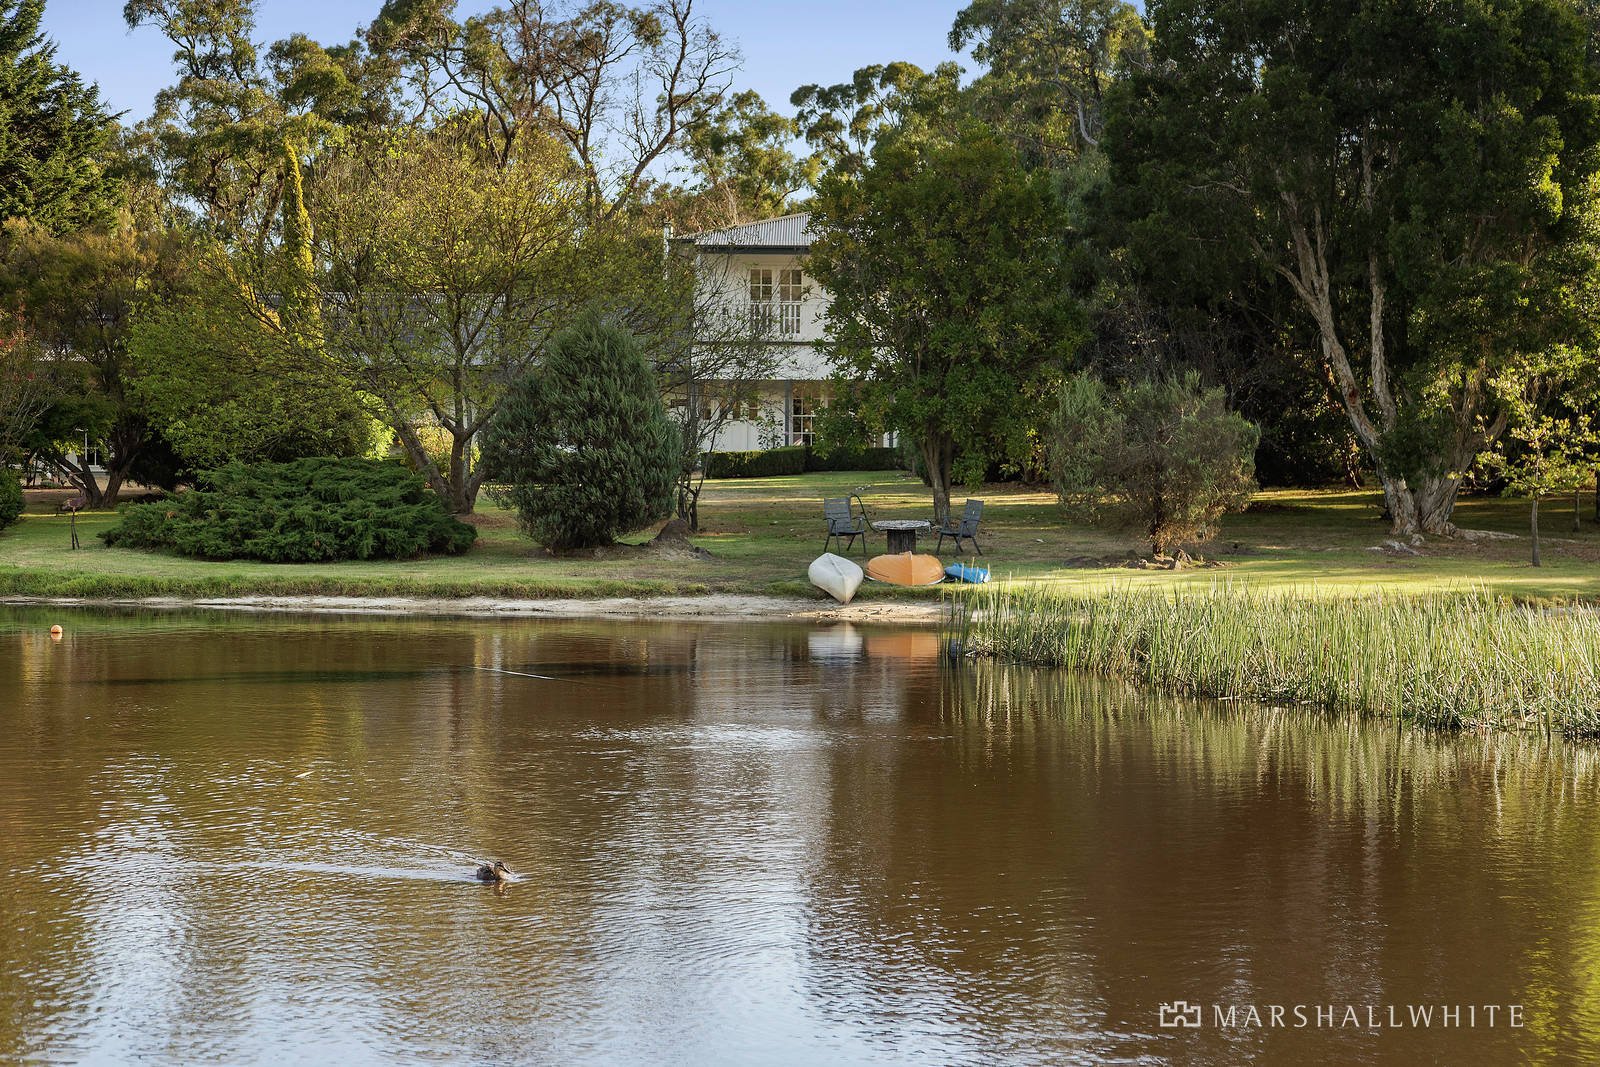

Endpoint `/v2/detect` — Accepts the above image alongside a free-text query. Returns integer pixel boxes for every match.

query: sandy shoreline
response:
[0,593,950,626]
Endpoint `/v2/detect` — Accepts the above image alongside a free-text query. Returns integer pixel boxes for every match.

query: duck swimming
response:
[475,861,512,883]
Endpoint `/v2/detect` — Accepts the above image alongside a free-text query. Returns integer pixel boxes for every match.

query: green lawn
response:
[3,470,1598,602]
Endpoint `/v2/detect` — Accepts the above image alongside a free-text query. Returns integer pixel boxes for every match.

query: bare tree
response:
[624,243,785,527]
[365,0,739,218]
[0,313,48,465]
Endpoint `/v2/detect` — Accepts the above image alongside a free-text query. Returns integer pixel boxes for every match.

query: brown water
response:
[2,607,1599,1065]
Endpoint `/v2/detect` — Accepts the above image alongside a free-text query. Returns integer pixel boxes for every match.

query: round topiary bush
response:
[0,471,22,530]
[101,457,477,561]
[484,310,680,550]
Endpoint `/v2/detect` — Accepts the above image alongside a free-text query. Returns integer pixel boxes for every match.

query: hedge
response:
[0,471,21,529]
[805,445,904,473]
[101,457,478,562]
[703,445,903,479]
[703,446,807,478]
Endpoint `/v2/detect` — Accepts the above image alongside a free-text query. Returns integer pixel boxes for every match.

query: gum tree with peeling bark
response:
[1106,0,1600,535]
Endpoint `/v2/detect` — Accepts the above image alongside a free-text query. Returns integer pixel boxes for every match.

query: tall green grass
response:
[951,582,1600,737]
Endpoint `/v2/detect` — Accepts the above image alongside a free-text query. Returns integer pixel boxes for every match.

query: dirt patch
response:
[462,510,519,531]
[544,520,717,562]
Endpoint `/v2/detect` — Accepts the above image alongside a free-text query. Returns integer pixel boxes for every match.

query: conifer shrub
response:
[0,471,21,529]
[101,457,477,561]
[484,311,680,550]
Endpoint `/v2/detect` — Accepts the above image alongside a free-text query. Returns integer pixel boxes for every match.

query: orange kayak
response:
[864,552,945,586]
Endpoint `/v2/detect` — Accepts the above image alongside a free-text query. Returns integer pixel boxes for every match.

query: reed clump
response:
[951,583,1600,736]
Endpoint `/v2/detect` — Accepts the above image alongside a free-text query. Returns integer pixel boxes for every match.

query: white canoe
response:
[809,552,865,604]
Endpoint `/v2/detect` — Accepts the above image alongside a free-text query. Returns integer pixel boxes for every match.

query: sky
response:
[40,0,969,125]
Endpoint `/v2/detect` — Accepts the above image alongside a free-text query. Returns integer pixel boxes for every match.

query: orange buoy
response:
[49,625,63,640]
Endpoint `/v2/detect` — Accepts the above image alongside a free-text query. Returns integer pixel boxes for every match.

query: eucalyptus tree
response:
[676,90,814,226]
[304,127,589,514]
[950,0,1147,166]
[1105,0,1600,536]
[791,62,963,178]
[361,0,737,220]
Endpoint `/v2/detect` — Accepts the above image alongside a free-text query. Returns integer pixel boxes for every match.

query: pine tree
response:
[0,0,117,232]
[485,312,681,550]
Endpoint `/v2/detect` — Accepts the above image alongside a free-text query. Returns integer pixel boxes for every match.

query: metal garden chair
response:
[935,499,985,556]
[822,495,872,556]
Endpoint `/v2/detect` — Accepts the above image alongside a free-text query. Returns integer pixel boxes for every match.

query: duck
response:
[475,860,512,883]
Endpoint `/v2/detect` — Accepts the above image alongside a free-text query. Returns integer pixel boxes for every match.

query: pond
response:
[2,607,1598,1064]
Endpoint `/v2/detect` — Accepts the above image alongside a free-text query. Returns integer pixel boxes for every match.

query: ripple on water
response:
[3,611,1600,1064]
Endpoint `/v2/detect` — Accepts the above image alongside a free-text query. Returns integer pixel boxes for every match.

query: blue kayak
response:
[944,562,990,584]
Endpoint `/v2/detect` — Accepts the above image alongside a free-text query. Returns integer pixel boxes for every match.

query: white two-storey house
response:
[676,212,889,452]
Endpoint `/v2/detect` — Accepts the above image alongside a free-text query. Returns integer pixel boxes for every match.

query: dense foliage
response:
[1052,372,1259,554]
[0,0,116,233]
[1104,0,1600,534]
[484,313,680,550]
[0,213,196,506]
[101,458,477,561]
[808,116,1083,524]
[5,0,1598,554]
[0,469,20,528]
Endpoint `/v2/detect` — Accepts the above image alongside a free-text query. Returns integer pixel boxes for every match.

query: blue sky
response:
[41,0,968,124]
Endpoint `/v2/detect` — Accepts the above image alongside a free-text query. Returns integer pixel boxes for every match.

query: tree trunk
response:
[1575,487,1582,533]
[921,434,955,527]
[1274,191,1487,539]
[391,418,478,515]
[94,425,145,509]
[1375,471,1460,537]
[52,450,105,509]
[447,434,475,515]
[391,420,453,508]
[101,466,127,508]
[1531,494,1541,568]
[1149,489,1167,556]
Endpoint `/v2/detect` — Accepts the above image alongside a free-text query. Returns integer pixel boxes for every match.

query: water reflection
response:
[1,608,1597,1064]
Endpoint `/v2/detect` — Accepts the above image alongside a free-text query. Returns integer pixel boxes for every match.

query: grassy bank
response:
[953,583,1600,736]
[4,470,1600,603]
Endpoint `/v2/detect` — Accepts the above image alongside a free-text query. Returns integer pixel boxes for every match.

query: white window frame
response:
[748,267,774,333]
[778,268,803,335]
[790,384,826,445]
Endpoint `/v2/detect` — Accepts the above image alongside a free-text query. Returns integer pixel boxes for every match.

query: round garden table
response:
[872,519,932,554]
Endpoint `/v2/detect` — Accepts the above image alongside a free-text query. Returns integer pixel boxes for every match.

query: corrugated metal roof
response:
[682,212,813,251]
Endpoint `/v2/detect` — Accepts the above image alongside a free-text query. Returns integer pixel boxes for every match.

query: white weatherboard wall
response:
[681,213,886,452]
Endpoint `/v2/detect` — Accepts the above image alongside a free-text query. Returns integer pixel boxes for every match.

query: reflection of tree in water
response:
[799,663,1600,1063]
